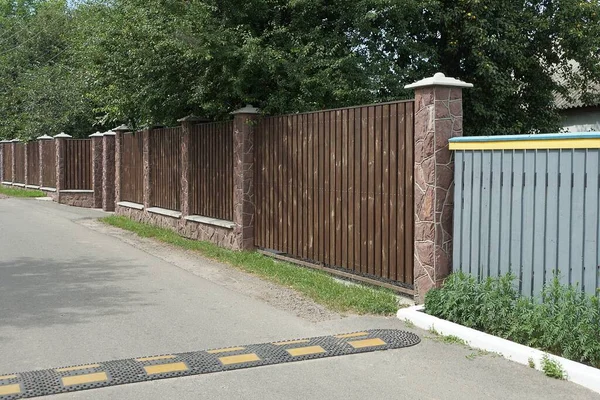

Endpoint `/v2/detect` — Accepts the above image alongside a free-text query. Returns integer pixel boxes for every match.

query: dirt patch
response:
[79,219,342,323]
[0,193,8,199]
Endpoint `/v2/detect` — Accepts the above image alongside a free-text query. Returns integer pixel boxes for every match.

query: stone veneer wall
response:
[41,189,58,202]
[59,192,94,208]
[115,206,238,249]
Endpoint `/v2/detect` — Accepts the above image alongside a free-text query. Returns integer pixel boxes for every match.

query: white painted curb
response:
[398,305,600,394]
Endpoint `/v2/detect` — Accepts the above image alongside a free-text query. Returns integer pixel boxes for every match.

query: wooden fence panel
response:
[189,121,233,220]
[121,133,144,204]
[27,143,40,186]
[150,127,181,211]
[255,101,415,288]
[13,143,25,184]
[64,139,92,190]
[1,143,12,182]
[41,140,56,188]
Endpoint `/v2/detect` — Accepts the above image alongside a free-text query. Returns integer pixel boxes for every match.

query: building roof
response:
[553,61,600,110]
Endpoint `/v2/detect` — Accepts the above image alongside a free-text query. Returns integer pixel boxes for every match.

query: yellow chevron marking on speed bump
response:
[0,375,16,380]
[286,346,326,357]
[56,364,100,372]
[335,332,368,339]
[0,384,20,396]
[218,353,260,365]
[144,362,188,375]
[135,355,176,362]
[61,372,108,386]
[348,338,387,349]
[273,339,310,346]
[207,347,246,354]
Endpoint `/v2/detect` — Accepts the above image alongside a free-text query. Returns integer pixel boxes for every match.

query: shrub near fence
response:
[150,127,181,211]
[41,140,56,188]
[121,133,144,204]
[189,121,233,221]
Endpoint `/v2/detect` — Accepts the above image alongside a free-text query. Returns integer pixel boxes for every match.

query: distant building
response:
[554,74,600,132]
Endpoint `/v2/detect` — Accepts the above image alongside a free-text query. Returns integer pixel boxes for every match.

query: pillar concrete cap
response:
[11,138,21,142]
[38,134,53,140]
[177,115,211,123]
[112,124,131,133]
[103,130,116,136]
[404,72,473,89]
[231,104,260,115]
[89,131,104,138]
[53,132,72,138]
[0,140,11,143]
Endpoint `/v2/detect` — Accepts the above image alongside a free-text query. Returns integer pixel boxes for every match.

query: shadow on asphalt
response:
[0,257,153,328]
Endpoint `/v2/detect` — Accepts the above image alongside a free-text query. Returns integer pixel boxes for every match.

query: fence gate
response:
[254,101,415,290]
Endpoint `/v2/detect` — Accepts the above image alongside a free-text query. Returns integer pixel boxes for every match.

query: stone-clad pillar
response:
[231,105,260,250]
[142,127,152,209]
[177,116,209,219]
[112,125,131,207]
[23,141,29,186]
[38,135,52,188]
[102,131,116,211]
[53,133,72,201]
[11,139,19,184]
[90,132,104,208]
[405,73,472,302]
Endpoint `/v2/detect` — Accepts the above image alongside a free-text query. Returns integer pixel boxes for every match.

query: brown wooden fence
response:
[1,143,12,182]
[189,121,233,220]
[121,133,144,204]
[27,143,40,186]
[13,143,25,184]
[64,139,92,190]
[255,101,415,287]
[41,140,56,188]
[150,127,181,210]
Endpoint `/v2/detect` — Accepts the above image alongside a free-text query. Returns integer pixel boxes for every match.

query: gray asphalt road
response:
[0,197,597,399]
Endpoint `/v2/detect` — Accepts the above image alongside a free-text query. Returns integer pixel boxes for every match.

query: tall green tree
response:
[0,0,599,137]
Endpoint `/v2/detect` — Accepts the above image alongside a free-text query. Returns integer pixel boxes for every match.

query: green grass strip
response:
[101,215,400,315]
[0,185,45,197]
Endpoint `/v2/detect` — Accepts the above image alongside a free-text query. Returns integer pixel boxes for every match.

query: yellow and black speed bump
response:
[0,329,419,399]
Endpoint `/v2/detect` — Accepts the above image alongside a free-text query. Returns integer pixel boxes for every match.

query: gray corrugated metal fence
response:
[453,149,600,296]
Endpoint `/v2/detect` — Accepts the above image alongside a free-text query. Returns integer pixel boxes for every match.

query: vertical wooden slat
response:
[317,112,324,263]
[341,109,348,270]
[367,106,376,276]
[302,114,309,259]
[334,110,342,267]
[354,108,362,273]
[307,113,314,259]
[381,104,390,280]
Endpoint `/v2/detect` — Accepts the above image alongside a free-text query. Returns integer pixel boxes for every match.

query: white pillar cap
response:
[231,104,260,115]
[53,132,72,138]
[405,72,473,89]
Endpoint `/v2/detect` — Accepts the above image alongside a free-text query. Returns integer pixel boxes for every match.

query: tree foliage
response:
[0,0,598,138]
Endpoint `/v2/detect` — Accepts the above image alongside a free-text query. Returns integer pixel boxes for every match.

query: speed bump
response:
[0,329,419,399]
